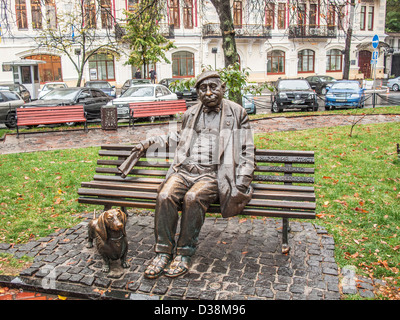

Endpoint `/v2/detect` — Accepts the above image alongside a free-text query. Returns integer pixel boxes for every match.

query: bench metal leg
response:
[282,218,290,254]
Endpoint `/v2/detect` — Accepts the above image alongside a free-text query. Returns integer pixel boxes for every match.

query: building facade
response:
[0,0,388,90]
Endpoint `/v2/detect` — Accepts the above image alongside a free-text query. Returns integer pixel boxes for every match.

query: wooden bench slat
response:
[93,175,165,184]
[256,155,315,164]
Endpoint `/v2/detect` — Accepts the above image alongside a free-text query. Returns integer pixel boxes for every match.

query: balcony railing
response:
[202,23,271,39]
[288,25,337,39]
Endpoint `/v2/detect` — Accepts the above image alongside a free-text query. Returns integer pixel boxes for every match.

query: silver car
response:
[387,76,400,91]
[0,90,25,128]
[106,84,178,119]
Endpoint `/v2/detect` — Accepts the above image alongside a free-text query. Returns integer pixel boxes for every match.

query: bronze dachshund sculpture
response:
[87,209,130,273]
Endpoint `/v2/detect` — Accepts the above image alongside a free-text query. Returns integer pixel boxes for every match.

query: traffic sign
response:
[372,35,379,49]
[372,51,379,60]
[371,59,377,65]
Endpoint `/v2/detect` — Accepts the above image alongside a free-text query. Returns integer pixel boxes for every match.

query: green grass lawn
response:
[0,114,399,297]
[255,121,400,290]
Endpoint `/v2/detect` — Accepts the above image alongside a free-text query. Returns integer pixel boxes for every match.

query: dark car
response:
[305,75,337,95]
[84,80,116,98]
[0,83,31,102]
[159,78,198,101]
[121,79,151,95]
[271,79,318,113]
[24,87,112,120]
[0,90,25,128]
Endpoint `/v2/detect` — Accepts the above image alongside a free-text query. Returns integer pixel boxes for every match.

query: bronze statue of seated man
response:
[119,70,255,278]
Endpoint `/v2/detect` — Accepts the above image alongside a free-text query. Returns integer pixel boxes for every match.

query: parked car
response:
[84,80,116,97]
[106,84,178,119]
[159,78,198,101]
[38,82,68,99]
[271,79,318,112]
[24,87,112,120]
[0,83,31,103]
[325,80,366,110]
[305,75,337,94]
[0,90,25,128]
[387,76,400,91]
[120,79,151,95]
[242,93,256,115]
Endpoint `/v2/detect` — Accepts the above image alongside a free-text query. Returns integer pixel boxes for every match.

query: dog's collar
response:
[109,234,124,241]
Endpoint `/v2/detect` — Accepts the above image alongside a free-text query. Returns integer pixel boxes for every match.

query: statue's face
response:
[197,78,225,108]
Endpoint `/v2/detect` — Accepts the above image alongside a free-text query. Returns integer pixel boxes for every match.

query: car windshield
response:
[319,76,335,82]
[122,86,154,97]
[45,83,66,90]
[1,91,20,100]
[86,82,111,88]
[40,89,79,100]
[278,80,310,90]
[331,82,360,90]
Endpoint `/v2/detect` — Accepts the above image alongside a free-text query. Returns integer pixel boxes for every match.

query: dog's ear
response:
[117,209,127,236]
[95,211,108,242]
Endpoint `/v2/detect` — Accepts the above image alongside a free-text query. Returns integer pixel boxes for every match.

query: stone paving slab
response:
[0,212,341,300]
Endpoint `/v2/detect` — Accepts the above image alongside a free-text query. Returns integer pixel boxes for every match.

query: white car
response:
[106,84,178,119]
[387,77,400,91]
[38,82,68,99]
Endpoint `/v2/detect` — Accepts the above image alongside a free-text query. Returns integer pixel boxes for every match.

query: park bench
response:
[129,100,187,126]
[77,144,316,253]
[16,105,87,137]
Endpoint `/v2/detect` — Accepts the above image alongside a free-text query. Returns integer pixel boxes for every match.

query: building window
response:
[265,3,274,29]
[88,52,115,80]
[298,49,315,73]
[84,0,97,29]
[277,3,286,29]
[169,0,180,28]
[327,5,336,27]
[326,49,342,72]
[45,0,57,29]
[15,0,28,29]
[183,0,193,29]
[297,4,306,27]
[25,54,62,83]
[31,0,42,29]
[233,1,242,27]
[172,51,194,78]
[368,6,374,31]
[267,50,285,74]
[101,0,113,29]
[310,4,317,27]
[360,6,366,30]
[127,0,138,12]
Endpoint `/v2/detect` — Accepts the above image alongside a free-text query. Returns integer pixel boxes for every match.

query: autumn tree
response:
[33,0,120,86]
[122,0,175,78]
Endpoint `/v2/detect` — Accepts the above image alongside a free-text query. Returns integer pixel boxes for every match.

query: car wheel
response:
[5,112,17,129]
[65,122,76,126]
[271,101,281,113]
[321,87,327,95]
[149,116,156,123]
[325,105,331,111]
[393,84,399,91]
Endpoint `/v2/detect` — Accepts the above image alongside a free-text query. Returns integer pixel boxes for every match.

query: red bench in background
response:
[129,100,187,127]
[16,105,87,137]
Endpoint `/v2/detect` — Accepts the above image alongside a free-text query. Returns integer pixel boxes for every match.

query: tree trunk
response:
[343,0,355,80]
[210,0,238,68]
[210,0,241,105]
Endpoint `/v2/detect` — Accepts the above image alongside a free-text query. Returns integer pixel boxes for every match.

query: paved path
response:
[1,213,340,300]
[1,113,397,300]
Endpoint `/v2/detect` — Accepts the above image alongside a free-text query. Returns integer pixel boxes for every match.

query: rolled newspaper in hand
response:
[118,149,142,178]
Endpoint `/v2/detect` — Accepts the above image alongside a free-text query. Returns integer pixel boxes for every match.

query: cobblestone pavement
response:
[1,212,340,300]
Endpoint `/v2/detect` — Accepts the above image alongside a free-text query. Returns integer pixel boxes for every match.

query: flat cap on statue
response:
[194,70,221,88]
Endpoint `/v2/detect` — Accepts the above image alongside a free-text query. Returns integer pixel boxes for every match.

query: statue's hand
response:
[131,143,145,154]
